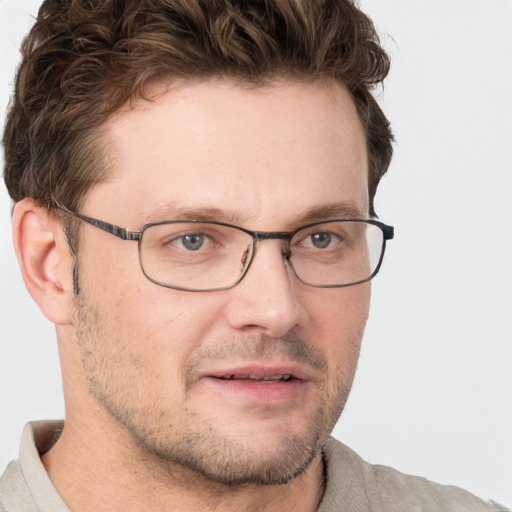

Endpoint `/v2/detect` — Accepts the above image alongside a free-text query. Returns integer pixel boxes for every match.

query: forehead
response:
[88,79,369,227]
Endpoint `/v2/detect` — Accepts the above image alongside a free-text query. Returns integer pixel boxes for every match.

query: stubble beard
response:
[73,290,361,487]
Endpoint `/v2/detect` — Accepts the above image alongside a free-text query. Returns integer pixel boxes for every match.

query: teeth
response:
[219,374,292,382]
[262,375,282,381]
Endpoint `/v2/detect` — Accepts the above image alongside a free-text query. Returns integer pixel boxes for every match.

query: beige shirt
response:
[0,421,508,512]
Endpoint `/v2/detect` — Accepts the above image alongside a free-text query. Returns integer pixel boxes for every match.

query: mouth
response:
[207,363,309,383]
[217,374,294,383]
[202,365,310,404]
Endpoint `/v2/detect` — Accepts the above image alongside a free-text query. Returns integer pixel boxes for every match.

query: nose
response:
[224,240,308,337]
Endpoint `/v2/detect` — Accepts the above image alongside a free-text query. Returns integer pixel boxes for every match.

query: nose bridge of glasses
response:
[253,230,292,259]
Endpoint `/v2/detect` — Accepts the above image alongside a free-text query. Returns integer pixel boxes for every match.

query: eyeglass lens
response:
[139,221,385,291]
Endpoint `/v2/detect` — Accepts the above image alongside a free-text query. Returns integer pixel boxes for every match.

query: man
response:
[0,1,508,511]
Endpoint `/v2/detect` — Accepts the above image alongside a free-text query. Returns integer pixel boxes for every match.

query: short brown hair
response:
[3,0,393,214]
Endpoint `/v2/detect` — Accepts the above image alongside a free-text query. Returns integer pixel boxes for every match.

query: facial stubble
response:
[73,288,363,487]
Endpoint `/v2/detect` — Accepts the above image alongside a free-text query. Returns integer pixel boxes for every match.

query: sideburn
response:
[62,215,82,296]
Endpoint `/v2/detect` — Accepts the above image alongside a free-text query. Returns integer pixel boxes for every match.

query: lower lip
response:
[204,377,309,404]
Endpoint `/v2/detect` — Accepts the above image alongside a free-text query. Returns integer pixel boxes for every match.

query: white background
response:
[1,0,511,507]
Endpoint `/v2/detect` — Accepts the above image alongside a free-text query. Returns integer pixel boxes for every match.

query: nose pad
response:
[240,246,251,270]
[238,237,292,283]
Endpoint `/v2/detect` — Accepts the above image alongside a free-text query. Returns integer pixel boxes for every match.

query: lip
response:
[201,363,313,404]
[206,363,312,381]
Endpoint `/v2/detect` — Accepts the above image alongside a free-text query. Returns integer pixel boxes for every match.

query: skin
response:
[14,79,370,512]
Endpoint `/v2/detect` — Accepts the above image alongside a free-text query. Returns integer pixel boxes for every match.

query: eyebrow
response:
[138,201,366,227]
[139,204,243,225]
[295,203,367,224]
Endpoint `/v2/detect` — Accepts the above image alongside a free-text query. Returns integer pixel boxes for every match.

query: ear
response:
[12,198,75,325]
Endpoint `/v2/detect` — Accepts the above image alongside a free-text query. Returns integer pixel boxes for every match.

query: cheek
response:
[80,231,221,344]
[98,282,231,372]
[305,284,370,340]
[75,283,231,414]
[304,284,370,375]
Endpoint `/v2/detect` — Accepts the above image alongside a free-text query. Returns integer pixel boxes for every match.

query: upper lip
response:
[204,363,313,382]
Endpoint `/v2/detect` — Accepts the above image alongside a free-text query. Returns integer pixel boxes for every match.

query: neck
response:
[41,418,326,512]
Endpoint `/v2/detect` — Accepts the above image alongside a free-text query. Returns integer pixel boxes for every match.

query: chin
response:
[133,413,332,487]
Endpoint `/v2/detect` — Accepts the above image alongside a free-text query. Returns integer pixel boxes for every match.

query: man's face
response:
[72,79,370,485]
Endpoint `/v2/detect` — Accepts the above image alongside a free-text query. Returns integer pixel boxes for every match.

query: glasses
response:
[57,204,394,292]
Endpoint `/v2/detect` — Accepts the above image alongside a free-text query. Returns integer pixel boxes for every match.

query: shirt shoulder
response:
[319,437,509,512]
[0,460,39,512]
[0,421,68,512]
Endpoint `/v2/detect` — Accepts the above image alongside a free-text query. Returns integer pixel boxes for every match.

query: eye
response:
[173,233,209,251]
[309,232,333,249]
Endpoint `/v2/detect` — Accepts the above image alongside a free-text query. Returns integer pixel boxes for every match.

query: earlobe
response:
[12,198,74,326]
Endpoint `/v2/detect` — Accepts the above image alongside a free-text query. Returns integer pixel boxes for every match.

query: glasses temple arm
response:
[55,202,140,241]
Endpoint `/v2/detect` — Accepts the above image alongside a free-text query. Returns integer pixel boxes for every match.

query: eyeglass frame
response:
[55,202,394,292]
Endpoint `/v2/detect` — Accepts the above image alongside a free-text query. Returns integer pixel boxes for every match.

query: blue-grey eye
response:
[310,232,332,249]
[180,234,205,251]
